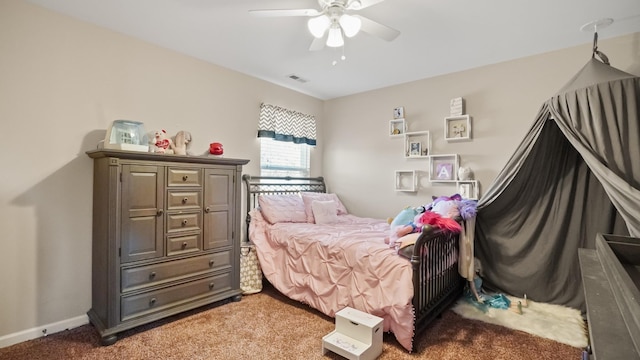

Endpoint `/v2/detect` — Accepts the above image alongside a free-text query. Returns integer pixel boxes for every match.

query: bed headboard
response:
[242,174,326,241]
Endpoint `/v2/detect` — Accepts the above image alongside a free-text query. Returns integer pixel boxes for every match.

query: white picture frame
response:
[409,141,421,157]
[444,115,471,141]
[393,106,404,119]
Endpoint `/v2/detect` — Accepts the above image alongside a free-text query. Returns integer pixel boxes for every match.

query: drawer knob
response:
[149,298,157,306]
[209,259,215,267]
[181,219,188,226]
[182,242,188,249]
[149,271,156,279]
[205,207,211,213]
[156,209,164,216]
[209,282,215,290]
[182,175,189,181]
[182,197,188,204]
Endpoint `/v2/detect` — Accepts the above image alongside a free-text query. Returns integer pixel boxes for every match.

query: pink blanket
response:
[249,209,416,351]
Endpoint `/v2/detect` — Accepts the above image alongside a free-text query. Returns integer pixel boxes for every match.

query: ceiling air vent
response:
[287,74,308,83]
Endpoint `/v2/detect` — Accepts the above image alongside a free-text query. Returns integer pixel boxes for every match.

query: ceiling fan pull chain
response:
[332,43,348,65]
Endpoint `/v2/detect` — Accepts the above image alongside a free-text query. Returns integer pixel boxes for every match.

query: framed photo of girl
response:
[409,141,421,157]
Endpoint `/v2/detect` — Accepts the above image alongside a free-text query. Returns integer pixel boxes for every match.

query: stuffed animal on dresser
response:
[173,130,192,155]
[151,129,174,154]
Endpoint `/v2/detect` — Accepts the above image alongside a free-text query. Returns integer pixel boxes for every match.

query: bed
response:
[243,175,464,352]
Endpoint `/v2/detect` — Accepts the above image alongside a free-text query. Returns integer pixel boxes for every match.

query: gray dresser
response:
[579,233,640,359]
[86,149,249,345]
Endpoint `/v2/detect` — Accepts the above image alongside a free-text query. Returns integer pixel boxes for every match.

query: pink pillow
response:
[301,192,348,223]
[258,194,307,224]
[311,200,338,224]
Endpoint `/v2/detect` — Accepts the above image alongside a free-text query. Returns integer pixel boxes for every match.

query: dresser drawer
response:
[167,212,202,234]
[121,252,230,293]
[167,167,202,187]
[167,233,202,256]
[167,190,202,210]
[121,272,232,321]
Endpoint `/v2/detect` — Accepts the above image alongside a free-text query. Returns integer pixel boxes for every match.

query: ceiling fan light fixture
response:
[347,0,362,10]
[326,25,344,47]
[308,15,330,38]
[339,14,361,37]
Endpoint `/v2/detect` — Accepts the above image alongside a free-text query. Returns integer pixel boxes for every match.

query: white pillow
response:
[311,200,338,224]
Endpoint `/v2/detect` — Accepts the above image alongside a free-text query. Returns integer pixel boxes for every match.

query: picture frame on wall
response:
[409,141,421,157]
[435,163,454,180]
[429,154,459,182]
[444,115,471,141]
[393,106,404,119]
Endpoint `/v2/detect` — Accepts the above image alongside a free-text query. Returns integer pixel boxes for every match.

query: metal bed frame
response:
[242,174,463,351]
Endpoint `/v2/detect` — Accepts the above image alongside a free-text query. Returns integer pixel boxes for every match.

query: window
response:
[260,138,310,177]
[257,103,315,178]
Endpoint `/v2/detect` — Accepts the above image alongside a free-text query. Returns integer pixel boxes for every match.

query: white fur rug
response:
[452,296,588,348]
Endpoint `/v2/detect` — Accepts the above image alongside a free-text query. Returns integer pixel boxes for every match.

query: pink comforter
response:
[249,209,416,351]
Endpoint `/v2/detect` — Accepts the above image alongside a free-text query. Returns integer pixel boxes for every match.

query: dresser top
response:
[87,149,250,166]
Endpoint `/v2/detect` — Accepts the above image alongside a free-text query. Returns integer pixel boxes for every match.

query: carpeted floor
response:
[0,283,584,360]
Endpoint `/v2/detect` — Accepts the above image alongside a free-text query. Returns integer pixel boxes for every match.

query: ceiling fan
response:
[249,0,400,51]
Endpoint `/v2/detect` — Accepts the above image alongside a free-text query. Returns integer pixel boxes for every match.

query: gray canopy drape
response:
[475,58,640,310]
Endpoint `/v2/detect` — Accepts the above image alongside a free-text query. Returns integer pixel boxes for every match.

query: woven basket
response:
[240,242,262,294]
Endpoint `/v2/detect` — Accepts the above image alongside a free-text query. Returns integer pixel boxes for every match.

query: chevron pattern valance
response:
[258,103,317,146]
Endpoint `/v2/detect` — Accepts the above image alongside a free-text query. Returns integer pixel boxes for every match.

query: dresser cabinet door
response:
[121,165,164,263]
[203,169,234,250]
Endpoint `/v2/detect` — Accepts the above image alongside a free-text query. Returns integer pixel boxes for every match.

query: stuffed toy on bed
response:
[387,194,478,250]
[385,206,424,245]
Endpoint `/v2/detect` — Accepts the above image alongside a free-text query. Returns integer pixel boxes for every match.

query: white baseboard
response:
[0,315,89,349]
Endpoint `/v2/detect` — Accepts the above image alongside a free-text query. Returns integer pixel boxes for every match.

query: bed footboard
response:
[410,229,464,351]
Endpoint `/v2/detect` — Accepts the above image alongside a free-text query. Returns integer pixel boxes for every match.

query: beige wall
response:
[0,0,323,344]
[1,0,638,347]
[324,33,640,219]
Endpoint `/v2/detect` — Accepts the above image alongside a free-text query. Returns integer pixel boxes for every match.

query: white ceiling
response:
[26,0,640,100]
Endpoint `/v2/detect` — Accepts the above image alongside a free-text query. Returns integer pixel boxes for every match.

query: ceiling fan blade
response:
[309,36,325,51]
[355,15,400,41]
[248,9,320,17]
[348,0,385,10]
